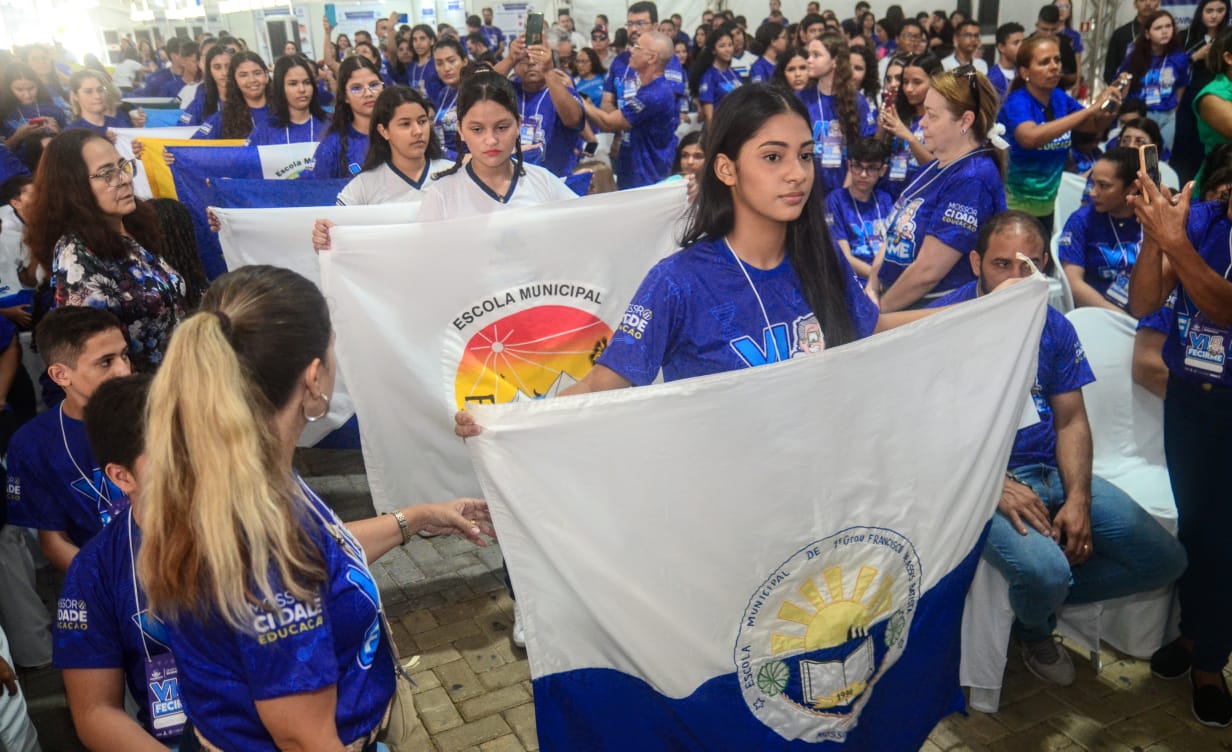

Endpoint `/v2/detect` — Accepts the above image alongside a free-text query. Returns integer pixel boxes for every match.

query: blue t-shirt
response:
[192,104,271,140]
[750,56,776,84]
[163,479,394,750]
[54,509,177,737]
[514,82,584,178]
[1057,204,1142,309]
[598,236,879,385]
[177,87,209,126]
[0,144,30,186]
[247,115,328,146]
[481,25,505,51]
[432,85,461,158]
[66,113,133,135]
[1138,302,1174,335]
[1120,51,1190,112]
[825,187,894,265]
[404,58,442,103]
[999,87,1085,216]
[931,282,1095,468]
[878,149,1007,298]
[1164,200,1232,387]
[1061,27,1085,54]
[988,65,1013,101]
[616,76,678,190]
[136,67,174,98]
[2,101,68,135]
[5,406,130,547]
[307,125,370,179]
[798,88,877,193]
[699,65,743,106]
[605,50,689,114]
[574,75,604,106]
[880,114,925,200]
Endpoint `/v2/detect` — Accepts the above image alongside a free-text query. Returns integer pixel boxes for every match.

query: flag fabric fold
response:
[465,278,1048,750]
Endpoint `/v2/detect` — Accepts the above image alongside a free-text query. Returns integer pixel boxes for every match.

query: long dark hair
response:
[814,33,863,156]
[895,52,942,123]
[362,85,442,171]
[221,51,270,139]
[25,129,163,272]
[434,67,523,179]
[326,57,382,177]
[1124,11,1183,86]
[851,44,880,103]
[690,24,735,94]
[410,24,438,64]
[772,46,808,89]
[268,55,326,128]
[1,64,54,118]
[1186,0,1230,51]
[684,83,855,347]
[201,45,231,120]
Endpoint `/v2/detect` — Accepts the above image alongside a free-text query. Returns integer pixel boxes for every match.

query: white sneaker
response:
[1022,636,1075,687]
[512,602,526,648]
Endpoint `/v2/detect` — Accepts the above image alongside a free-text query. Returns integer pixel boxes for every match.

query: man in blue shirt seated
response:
[931,210,1187,685]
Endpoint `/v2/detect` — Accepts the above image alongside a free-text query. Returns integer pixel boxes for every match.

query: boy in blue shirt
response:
[5,307,132,572]
[931,210,1186,686]
[825,138,894,286]
[54,374,188,748]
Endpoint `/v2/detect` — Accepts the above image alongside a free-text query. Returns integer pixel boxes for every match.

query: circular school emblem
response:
[451,288,612,409]
[734,527,921,742]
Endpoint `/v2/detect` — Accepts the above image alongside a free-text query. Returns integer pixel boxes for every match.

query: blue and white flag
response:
[465,278,1048,750]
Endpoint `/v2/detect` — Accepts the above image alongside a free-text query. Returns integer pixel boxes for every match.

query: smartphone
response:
[324,3,338,28]
[525,11,544,47]
[881,88,895,115]
[27,117,45,126]
[1139,143,1161,186]
[1101,73,1132,113]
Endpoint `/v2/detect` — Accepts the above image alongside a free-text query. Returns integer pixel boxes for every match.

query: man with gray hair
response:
[582,30,679,189]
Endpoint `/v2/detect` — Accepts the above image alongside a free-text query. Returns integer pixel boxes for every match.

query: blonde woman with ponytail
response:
[137,265,493,751]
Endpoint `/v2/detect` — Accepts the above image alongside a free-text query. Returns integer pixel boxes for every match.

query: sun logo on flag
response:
[453,302,612,410]
[735,527,920,743]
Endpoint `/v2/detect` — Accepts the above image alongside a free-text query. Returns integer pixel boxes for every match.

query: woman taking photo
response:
[802,32,876,192]
[1129,174,1232,729]
[999,36,1120,235]
[432,38,469,157]
[1058,147,1142,311]
[25,130,186,370]
[878,52,940,198]
[194,51,271,140]
[178,44,231,127]
[418,69,576,221]
[2,64,66,143]
[869,67,1006,311]
[66,70,148,136]
[307,57,383,179]
[247,55,329,146]
[695,25,743,124]
[138,264,494,750]
[1117,11,1190,151]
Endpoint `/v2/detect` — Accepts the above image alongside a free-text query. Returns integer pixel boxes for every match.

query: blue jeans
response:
[982,464,1187,642]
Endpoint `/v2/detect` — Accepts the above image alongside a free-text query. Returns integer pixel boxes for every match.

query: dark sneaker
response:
[1150,638,1192,680]
[1193,675,1232,728]
[1022,636,1075,687]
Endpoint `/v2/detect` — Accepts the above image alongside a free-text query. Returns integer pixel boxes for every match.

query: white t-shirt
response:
[336,159,454,206]
[418,161,577,222]
[730,51,759,80]
[0,206,34,300]
[112,58,145,89]
[941,54,988,74]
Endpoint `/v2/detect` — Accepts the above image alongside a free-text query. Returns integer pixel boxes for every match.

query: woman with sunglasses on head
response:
[192,51,271,140]
[24,130,185,370]
[868,67,1007,311]
[306,57,382,179]
[248,56,329,146]
[999,36,1120,236]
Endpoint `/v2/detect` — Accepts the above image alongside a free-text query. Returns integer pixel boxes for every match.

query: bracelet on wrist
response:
[386,509,413,545]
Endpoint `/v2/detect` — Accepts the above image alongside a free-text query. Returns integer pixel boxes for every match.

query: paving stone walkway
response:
[20,450,1232,751]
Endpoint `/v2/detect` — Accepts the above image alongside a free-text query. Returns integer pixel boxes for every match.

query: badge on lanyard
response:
[889,152,909,181]
[1144,84,1162,106]
[1106,272,1131,307]
[144,648,186,739]
[1183,314,1229,377]
[519,114,544,147]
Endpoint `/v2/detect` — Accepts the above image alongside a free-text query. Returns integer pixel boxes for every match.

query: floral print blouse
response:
[52,233,187,369]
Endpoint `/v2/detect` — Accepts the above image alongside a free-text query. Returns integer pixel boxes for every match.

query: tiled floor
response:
[19,450,1232,751]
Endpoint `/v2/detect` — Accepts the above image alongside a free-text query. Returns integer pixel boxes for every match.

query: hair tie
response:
[987,122,1010,151]
[212,310,233,337]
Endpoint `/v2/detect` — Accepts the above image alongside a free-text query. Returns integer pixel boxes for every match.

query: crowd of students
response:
[0,0,1229,748]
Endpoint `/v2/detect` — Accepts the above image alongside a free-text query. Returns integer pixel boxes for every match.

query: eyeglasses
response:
[901,32,924,41]
[954,63,981,120]
[592,34,607,40]
[627,19,652,29]
[849,162,883,176]
[347,80,385,96]
[89,158,137,187]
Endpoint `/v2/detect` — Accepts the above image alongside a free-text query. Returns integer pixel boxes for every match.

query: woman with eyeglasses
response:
[23,130,186,370]
[999,36,1120,236]
[247,55,329,146]
[306,57,382,179]
[193,51,272,140]
[868,68,1007,311]
[878,52,940,199]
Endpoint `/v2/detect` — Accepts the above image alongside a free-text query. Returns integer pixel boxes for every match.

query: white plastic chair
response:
[960,308,1178,713]
[1053,172,1087,234]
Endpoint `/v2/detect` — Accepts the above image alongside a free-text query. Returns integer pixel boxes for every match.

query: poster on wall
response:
[1162,0,1196,27]
[443,0,466,29]
[421,0,438,28]
[493,2,530,42]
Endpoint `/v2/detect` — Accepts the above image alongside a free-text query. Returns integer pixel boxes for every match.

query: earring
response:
[302,393,331,422]
[1024,76,1030,82]
[961,127,968,135]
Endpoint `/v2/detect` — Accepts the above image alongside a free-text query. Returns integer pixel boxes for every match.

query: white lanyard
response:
[436,88,458,123]
[814,88,833,132]
[519,88,548,123]
[59,403,106,501]
[895,147,990,208]
[1106,214,1141,266]
[716,65,739,89]
[127,512,156,662]
[285,116,315,144]
[849,192,884,237]
[723,237,780,357]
